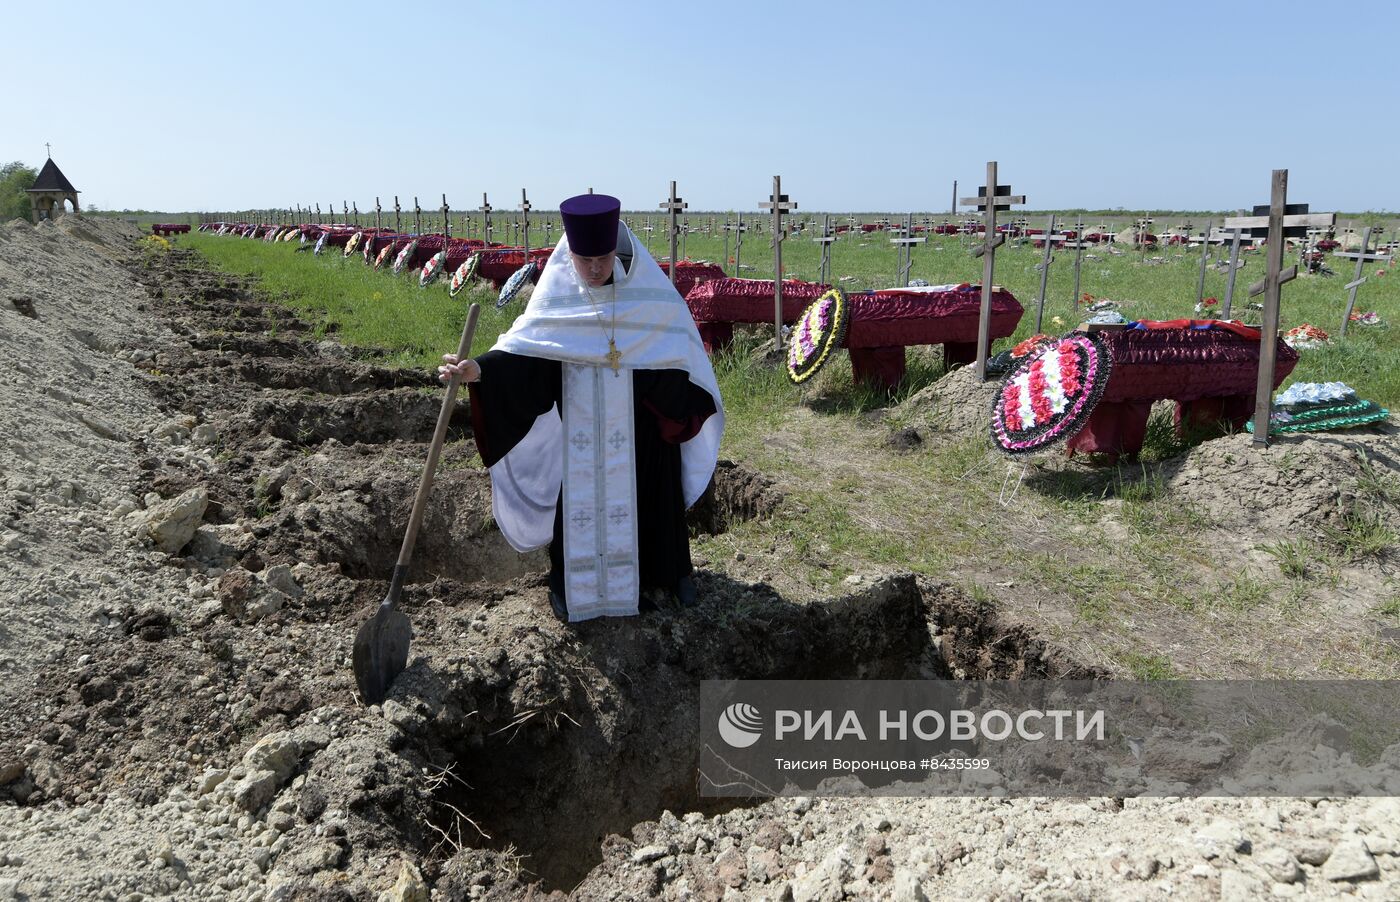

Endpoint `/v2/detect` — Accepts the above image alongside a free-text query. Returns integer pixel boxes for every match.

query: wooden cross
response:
[341,201,348,226]
[440,194,451,237]
[1335,227,1393,337]
[890,212,926,287]
[961,162,1025,379]
[45,142,51,159]
[1134,216,1154,260]
[1219,228,1247,318]
[374,197,382,232]
[1068,217,1088,311]
[520,189,531,255]
[724,216,747,276]
[315,203,321,226]
[480,193,493,244]
[814,213,836,286]
[413,197,422,236]
[658,181,687,283]
[951,179,958,215]
[1223,170,1335,446]
[352,201,359,227]
[1194,219,1213,306]
[681,216,689,259]
[394,196,401,233]
[760,176,798,350]
[1032,214,1069,332]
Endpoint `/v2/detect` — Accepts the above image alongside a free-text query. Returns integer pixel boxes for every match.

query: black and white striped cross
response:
[961,162,1025,379]
[1223,170,1335,446]
[658,181,687,282]
[760,176,798,349]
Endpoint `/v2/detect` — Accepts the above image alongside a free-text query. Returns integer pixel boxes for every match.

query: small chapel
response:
[27,155,81,222]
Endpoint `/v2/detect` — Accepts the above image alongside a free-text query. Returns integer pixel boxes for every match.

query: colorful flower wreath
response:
[313,233,329,256]
[496,262,536,308]
[991,332,1113,454]
[1283,324,1330,349]
[786,288,850,384]
[1348,311,1384,327]
[344,231,363,258]
[449,253,481,298]
[1012,334,1058,359]
[419,251,446,288]
[374,243,394,269]
[392,239,419,275]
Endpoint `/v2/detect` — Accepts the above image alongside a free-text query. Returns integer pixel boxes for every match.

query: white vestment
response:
[485,224,724,621]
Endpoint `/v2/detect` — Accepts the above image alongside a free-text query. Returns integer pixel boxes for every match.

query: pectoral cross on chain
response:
[605,339,622,375]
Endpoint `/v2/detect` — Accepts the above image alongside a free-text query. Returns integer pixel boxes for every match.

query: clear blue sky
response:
[5,0,1396,214]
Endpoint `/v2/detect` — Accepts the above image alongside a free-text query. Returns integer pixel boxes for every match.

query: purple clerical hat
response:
[560,194,621,256]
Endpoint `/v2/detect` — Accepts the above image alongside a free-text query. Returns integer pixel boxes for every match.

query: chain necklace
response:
[582,278,622,375]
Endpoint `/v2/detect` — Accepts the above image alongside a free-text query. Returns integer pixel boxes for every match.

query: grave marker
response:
[814,213,835,286]
[1335,227,1393,337]
[1135,215,1153,260]
[440,194,451,238]
[315,203,321,226]
[1066,217,1088,311]
[1220,229,1247,319]
[375,197,382,232]
[1223,170,1335,446]
[891,212,925,287]
[520,189,531,256]
[961,162,1025,379]
[1194,219,1213,306]
[394,196,401,233]
[480,193,493,245]
[759,176,797,350]
[1032,215,1068,332]
[725,216,747,276]
[413,197,422,236]
[658,181,687,284]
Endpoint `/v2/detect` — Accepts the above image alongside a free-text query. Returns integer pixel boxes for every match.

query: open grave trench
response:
[1,246,1094,896]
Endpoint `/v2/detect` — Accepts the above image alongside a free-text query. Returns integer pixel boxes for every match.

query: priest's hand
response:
[438,354,481,384]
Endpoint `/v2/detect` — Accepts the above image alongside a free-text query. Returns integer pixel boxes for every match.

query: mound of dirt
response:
[1162,427,1400,536]
[894,363,999,441]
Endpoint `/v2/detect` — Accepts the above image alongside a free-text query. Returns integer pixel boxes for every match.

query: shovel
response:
[353,303,480,705]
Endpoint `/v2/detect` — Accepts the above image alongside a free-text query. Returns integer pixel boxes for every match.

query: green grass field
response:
[179,223,1400,414]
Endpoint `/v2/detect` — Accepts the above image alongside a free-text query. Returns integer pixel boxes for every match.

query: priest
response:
[438,194,724,623]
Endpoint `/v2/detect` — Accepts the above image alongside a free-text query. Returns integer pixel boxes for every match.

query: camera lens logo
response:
[718,703,763,748]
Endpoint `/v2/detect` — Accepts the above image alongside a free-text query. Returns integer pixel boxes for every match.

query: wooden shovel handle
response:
[395,303,480,570]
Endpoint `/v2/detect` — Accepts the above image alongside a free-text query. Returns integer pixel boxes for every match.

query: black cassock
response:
[468,350,718,602]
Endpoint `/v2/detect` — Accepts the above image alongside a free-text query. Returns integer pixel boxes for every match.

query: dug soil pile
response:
[1,222,1397,900]
[896,358,1400,543]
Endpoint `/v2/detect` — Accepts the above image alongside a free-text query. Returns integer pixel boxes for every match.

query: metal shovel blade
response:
[352,597,412,705]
